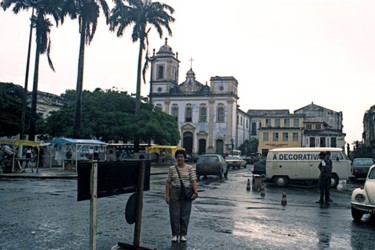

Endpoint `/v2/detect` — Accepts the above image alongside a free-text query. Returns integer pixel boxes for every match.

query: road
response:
[0,165,374,250]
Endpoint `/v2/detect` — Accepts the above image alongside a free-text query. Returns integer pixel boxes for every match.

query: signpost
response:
[77,160,152,250]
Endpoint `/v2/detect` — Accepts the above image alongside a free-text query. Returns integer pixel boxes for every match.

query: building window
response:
[171,104,178,121]
[263,132,269,141]
[293,132,299,142]
[217,105,225,123]
[237,115,239,125]
[315,124,322,130]
[185,104,192,122]
[275,118,280,127]
[199,105,207,123]
[331,137,337,147]
[246,119,249,128]
[284,118,290,128]
[157,65,164,79]
[306,124,312,130]
[320,137,326,147]
[251,122,257,136]
[282,132,288,141]
[273,132,279,141]
[293,118,299,127]
[241,116,243,125]
[309,137,315,147]
[266,118,271,127]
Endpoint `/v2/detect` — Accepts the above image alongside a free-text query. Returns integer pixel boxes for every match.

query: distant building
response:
[363,105,375,156]
[295,102,346,149]
[30,90,66,118]
[248,102,346,156]
[149,38,249,157]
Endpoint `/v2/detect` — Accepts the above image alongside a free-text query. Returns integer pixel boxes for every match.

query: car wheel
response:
[351,207,363,221]
[330,174,339,188]
[274,176,288,187]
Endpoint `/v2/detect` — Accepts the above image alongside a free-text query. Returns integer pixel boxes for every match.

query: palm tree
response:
[1,0,68,141]
[66,0,109,139]
[109,0,175,153]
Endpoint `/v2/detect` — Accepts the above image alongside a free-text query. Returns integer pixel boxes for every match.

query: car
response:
[225,155,247,169]
[351,158,374,179]
[252,159,266,175]
[196,154,228,180]
[351,164,375,221]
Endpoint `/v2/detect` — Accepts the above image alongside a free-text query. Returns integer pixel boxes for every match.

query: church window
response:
[157,87,162,93]
[217,105,225,123]
[265,119,271,127]
[306,124,312,130]
[171,104,179,122]
[199,105,207,123]
[315,124,322,130]
[157,65,164,79]
[185,104,192,122]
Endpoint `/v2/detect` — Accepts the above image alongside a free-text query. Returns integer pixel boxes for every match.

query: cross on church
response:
[189,57,194,70]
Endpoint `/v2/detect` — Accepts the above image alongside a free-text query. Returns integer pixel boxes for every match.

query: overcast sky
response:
[1,0,374,146]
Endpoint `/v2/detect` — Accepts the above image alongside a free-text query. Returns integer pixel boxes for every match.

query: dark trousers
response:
[319,175,331,202]
[169,187,192,236]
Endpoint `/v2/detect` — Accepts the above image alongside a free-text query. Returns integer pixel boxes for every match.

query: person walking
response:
[316,151,333,204]
[165,150,198,243]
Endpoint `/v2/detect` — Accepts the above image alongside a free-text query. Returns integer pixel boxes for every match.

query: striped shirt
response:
[167,164,196,188]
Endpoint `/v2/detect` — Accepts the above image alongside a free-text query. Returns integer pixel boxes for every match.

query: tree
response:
[64,0,110,139]
[0,82,25,136]
[108,0,175,153]
[44,89,180,143]
[1,0,68,141]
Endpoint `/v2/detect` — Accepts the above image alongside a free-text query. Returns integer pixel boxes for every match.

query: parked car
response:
[252,159,266,175]
[225,155,247,169]
[351,158,374,179]
[351,164,375,221]
[196,154,228,180]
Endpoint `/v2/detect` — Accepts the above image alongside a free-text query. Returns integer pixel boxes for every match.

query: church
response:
[149,38,250,158]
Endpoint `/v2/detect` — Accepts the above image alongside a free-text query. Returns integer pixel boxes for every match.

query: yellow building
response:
[257,114,305,156]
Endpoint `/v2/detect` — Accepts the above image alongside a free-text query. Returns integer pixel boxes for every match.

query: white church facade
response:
[149,39,250,157]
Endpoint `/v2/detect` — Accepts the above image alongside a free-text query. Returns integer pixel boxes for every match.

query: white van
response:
[265,147,352,187]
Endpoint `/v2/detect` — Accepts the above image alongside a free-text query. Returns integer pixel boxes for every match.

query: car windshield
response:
[226,156,238,160]
[353,158,374,166]
[198,156,218,163]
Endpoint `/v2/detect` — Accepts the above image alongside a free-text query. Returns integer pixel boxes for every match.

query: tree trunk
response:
[73,17,86,139]
[133,37,144,154]
[29,36,40,141]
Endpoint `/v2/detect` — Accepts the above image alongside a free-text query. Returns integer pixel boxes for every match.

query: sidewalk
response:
[0,164,170,179]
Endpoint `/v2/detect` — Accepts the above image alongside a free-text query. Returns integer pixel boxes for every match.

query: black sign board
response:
[77,160,151,201]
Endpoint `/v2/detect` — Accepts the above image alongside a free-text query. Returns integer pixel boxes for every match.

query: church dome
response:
[156,38,175,56]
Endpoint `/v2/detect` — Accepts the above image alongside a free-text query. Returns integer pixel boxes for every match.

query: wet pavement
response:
[1,165,375,249]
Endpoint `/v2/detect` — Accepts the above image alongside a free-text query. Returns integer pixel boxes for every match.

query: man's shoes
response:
[315,199,324,204]
[180,235,187,242]
[171,236,178,242]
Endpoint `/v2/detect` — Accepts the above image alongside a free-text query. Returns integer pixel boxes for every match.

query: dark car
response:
[351,158,375,179]
[252,159,266,175]
[196,154,228,180]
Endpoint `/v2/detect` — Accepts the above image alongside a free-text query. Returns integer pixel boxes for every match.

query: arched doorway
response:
[183,132,193,155]
[198,139,206,155]
[216,139,224,155]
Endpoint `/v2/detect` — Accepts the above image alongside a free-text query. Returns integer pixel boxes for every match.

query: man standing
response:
[316,151,333,204]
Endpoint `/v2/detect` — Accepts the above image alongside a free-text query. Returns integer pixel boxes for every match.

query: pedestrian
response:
[165,149,198,243]
[316,151,333,204]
